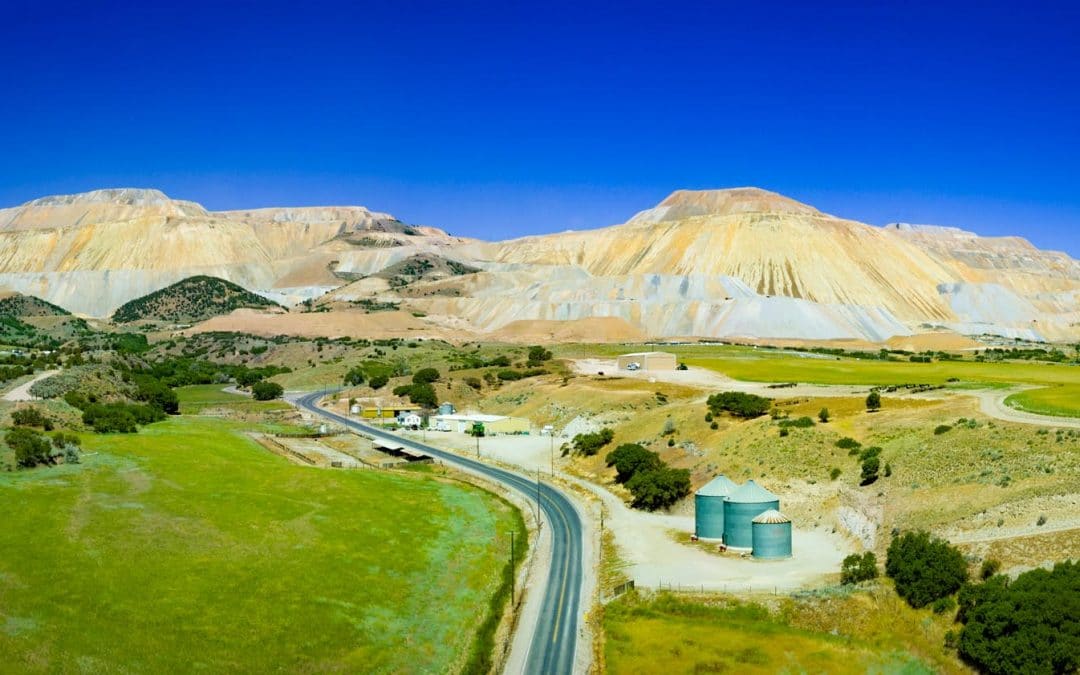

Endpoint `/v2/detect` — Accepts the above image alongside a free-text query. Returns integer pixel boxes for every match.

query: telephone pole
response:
[510,531,516,604]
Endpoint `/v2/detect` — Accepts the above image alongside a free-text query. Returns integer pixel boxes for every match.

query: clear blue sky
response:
[2,0,1078,255]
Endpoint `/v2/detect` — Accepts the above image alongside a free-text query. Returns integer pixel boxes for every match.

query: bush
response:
[407,383,438,408]
[886,530,968,608]
[818,407,830,423]
[368,373,389,390]
[343,366,366,386]
[133,375,179,415]
[8,427,54,468]
[979,559,1001,580]
[625,466,691,511]
[572,428,614,456]
[464,376,482,390]
[840,552,878,584]
[251,381,284,401]
[778,416,815,429]
[497,369,523,381]
[706,391,772,419]
[835,437,861,451]
[957,561,1079,675]
[11,406,50,429]
[932,596,957,615]
[709,421,718,430]
[830,467,842,480]
[412,367,440,385]
[866,391,882,412]
[934,424,952,435]
[676,362,688,371]
[605,443,662,484]
[860,456,880,485]
[527,346,552,364]
[392,384,414,397]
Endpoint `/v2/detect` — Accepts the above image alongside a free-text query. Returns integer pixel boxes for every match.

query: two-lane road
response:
[295,392,584,674]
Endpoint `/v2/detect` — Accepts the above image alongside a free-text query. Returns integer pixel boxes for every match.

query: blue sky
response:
[2,0,1078,255]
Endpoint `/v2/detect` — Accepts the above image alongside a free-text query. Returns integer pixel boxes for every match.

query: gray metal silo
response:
[722,480,780,549]
[751,509,792,559]
[694,475,738,539]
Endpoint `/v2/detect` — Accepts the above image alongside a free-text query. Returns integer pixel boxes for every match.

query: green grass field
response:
[1005,384,1080,418]
[176,383,291,414]
[0,417,524,672]
[557,343,1080,415]
[604,592,938,675]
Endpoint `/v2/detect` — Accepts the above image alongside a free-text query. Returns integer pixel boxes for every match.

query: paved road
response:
[294,392,583,674]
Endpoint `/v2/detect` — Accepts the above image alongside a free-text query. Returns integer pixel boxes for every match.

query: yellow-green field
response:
[603,591,959,674]
[0,417,524,672]
[556,343,1080,415]
[176,383,291,414]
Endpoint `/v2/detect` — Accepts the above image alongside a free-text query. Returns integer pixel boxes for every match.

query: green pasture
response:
[0,417,523,672]
[176,383,290,414]
[1006,385,1080,418]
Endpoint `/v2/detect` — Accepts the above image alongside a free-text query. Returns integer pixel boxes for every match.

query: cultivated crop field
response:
[176,383,291,414]
[0,417,523,672]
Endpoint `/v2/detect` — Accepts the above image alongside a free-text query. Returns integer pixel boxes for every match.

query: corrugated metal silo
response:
[751,509,792,559]
[722,480,780,549]
[694,475,738,539]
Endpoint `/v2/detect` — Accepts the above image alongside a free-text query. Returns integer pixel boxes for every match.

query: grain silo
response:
[751,509,792,559]
[694,475,738,540]
[722,480,780,549]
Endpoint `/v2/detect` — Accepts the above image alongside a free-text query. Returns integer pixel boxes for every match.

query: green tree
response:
[133,375,179,415]
[571,428,615,456]
[818,407,830,423]
[368,373,389,390]
[885,530,968,608]
[251,381,284,401]
[407,383,438,408]
[626,466,691,511]
[957,561,1079,675]
[7,427,53,468]
[527,346,553,364]
[706,391,772,419]
[605,443,662,484]
[411,368,440,385]
[840,552,878,584]
[860,456,880,486]
[343,366,366,386]
[866,391,882,412]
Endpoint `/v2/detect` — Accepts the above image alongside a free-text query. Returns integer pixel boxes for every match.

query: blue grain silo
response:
[751,509,792,559]
[694,475,738,540]
[723,480,780,549]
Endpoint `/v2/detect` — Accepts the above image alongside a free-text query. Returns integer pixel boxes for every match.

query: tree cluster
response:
[840,552,878,584]
[604,443,691,511]
[571,428,614,456]
[885,530,968,608]
[706,391,772,419]
[251,381,284,401]
[7,428,80,468]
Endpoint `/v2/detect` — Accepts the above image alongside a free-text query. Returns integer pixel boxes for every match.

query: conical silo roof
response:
[696,475,738,497]
[752,509,790,524]
[726,479,778,504]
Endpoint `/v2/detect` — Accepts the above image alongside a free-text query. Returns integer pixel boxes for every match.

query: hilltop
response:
[112,276,281,324]
[0,292,71,317]
[0,186,1077,343]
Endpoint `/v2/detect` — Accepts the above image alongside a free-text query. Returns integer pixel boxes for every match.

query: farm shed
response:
[616,351,677,371]
[694,475,738,540]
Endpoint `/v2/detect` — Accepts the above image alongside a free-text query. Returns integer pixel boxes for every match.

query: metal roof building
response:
[751,509,792,559]
[694,475,738,540]
[722,480,780,549]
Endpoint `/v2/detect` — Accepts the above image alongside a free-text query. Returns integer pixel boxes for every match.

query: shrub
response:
[497,369,523,381]
[251,381,284,401]
[840,552,878,584]
[934,424,952,435]
[8,427,54,468]
[368,373,389,390]
[706,391,772,419]
[818,407,830,423]
[412,367,440,385]
[835,437,861,450]
[393,384,414,397]
[704,412,713,422]
[526,346,552,364]
[860,456,880,485]
[464,376,482,390]
[980,559,1002,580]
[133,375,179,415]
[625,466,691,511]
[778,416,815,429]
[830,467,842,480]
[779,428,789,437]
[407,383,438,408]
[957,561,1079,675]
[605,443,662,484]
[710,422,718,430]
[343,366,366,386]
[885,530,968,608]
[866,391,882,412]
[662,418,676,435]
[932,596,957,614]
[666,437,675,447]
[572,428,614,456]
[676,362,688,371]
[11,406,50,429]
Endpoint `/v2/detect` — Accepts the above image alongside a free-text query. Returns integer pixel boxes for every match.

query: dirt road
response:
[2,369,59,402]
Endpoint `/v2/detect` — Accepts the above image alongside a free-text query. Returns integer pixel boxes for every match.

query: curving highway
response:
[294,392,584,674]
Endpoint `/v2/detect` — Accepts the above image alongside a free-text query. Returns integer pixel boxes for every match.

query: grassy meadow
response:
[176,383,291,414]
[1005,384,1080,418]
[0,416,524,672]
[603,590,960,674]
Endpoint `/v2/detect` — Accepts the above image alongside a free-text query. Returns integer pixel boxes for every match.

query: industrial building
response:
[431,413,530,435]
[751,510,792,559]
[694,475,738,540]
[693,477,791,558]
[350,397,421,420]
[616,351,677,371]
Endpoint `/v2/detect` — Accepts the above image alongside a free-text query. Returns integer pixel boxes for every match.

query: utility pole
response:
[549,432,554,476]
[510,531,516,604]
[536,468,541,523]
